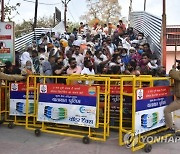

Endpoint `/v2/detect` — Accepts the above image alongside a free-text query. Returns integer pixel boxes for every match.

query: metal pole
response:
[64,0,67,29]
[33,0,38,31]
[162,0,167,68]
[175,42,177,64]
[128,0,132,27]
[144,0,146,11]
[1,0,5,21]
[53,13,56,27]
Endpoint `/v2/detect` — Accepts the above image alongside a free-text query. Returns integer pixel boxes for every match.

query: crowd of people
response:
[3,20,166,83]
[2,20,180,134]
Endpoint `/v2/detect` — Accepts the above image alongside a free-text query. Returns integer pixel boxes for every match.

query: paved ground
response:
[0,111,180,154]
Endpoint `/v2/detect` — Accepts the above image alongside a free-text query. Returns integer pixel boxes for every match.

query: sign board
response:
[55,7,61,22]
[135,86,173,135]
[37,84,97,128]
[10,83,34,116]
[0,22,14,64]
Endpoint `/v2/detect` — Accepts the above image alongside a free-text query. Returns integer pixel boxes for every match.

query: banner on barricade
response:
[135,86,173,135]
[100,86,132,118]
[10,83,34,116]
[37,84,98,128]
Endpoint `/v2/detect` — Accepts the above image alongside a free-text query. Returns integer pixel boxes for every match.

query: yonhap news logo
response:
[123,132,180,148]
[123,132,138,148]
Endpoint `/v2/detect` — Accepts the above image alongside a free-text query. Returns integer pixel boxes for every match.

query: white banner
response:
[0,22,14,64]
[135,87,173,135]
[37,84,97,128]
[37,102,96,127]
[10,83,34,116]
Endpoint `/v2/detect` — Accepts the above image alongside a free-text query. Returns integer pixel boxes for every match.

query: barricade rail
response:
[25,75,110,142]
[0,81,39,128]
[0,80,9,124]
[0,74,178,152]
[119,76,177,152]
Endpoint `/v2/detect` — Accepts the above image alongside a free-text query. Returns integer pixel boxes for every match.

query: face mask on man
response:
[117,59,121,64]
[100,54,104,59]
[95,42,99,46]
[138,36,143,40]
[26,66,32,70]
[150,60,157,65]
[121,53,127,57]
[138,49,143,54]
[40,59,45,65]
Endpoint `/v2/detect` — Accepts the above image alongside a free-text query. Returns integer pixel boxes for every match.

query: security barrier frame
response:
[25,75,110,143]
[1,74,178,150]
[98,75,152,130]
[119,76,176,152]
[0,80,10,125]
[0,80,39,128]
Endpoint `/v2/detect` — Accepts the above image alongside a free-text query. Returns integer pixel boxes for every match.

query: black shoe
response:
[166,128,176,134]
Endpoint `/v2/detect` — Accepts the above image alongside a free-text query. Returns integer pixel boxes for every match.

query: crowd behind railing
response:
[2,20,167,84]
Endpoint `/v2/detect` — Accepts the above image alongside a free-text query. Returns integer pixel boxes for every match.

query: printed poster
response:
[0,22,14,64]
[135,86,173,135]
[10,83,34,116]
[37,84,98,128]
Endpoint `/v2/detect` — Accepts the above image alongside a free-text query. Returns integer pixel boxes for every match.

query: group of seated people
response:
[2,22,168,86]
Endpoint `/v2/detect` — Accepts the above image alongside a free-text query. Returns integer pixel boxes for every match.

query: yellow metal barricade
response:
[0,80,9,125]
[95,75,150,130]
[25,75,110,143]
[119,76,177,152]
[0,79,39,128]
[100,75,134,130]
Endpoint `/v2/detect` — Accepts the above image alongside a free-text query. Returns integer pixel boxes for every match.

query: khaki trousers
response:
[164,99,180,128]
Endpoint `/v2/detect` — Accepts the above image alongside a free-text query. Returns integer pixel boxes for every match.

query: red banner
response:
[0,35,11,40]
[0,48,10,53]
[100,85,132,94]
[10,83,34,92]
[39,84,97,97]
[136,86,171,100]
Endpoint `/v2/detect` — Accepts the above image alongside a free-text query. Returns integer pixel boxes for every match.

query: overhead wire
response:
[67,6,76,22]
[19,0,78,23]
[23,0,61,6]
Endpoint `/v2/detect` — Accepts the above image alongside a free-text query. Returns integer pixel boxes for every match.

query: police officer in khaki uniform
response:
[164,60,180,133]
